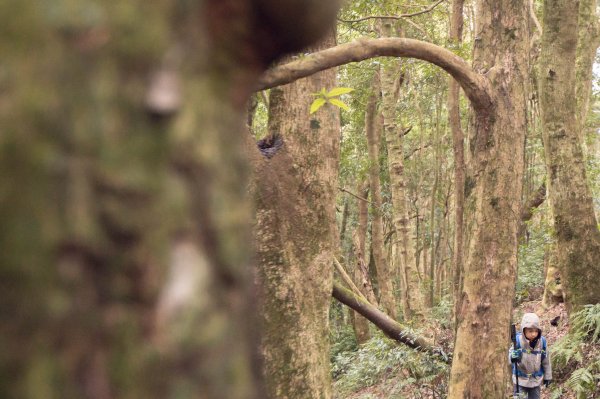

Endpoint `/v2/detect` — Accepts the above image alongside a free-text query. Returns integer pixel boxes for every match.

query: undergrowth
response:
[331,330,449,398]
[549,304,600,398]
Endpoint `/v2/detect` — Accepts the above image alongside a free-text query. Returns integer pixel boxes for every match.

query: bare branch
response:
[339,186,372,204]
[338,0,448,23]
[405,143,432,159]
[402,18,432,40]
[257,37,493,114]
[333,257,368,302]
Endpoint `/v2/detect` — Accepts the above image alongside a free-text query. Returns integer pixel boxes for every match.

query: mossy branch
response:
[332,281,450,363]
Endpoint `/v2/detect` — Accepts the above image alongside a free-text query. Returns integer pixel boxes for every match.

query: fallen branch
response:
[332,281,450,363]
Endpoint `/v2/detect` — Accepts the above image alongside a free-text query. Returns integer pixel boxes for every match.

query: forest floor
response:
[335,299,572,399]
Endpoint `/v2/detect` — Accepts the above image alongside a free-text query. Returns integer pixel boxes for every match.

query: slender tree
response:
[447,0,466,328]
[365,73,398,319]
[352,181,373,343]
[379,20,424,321]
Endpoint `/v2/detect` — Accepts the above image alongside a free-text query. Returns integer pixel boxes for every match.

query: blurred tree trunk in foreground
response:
[0,1,339,398]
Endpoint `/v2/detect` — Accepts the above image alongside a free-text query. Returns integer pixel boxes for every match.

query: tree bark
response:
[365,73,397,319]
[447,0,466,330]
[518,182,546,237]
[448,0,529,396]
[352,181,373,343]
[379,21,423,321]
[538,0,600,310]
[255,29,340,399]
[575,0,600,144]
[0,1,342,398]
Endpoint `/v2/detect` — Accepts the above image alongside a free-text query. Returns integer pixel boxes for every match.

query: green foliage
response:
[310,87,354,114]
[549,304,600,398]
[431,296,453,329]
[331,333,448,397]
[330,323,358,364]
[565,367,597,398]
[572,304,600,342]
[516,214,552,303]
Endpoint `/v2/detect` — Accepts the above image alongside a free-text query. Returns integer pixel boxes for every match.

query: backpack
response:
[513,333,546,378]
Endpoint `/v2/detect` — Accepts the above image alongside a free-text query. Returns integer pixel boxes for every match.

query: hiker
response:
[509,313,552,398]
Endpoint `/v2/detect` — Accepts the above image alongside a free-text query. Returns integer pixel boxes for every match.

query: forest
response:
[1,0,600,398]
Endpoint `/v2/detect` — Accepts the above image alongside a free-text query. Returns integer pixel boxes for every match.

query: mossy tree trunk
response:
[575,0,600,148]
[255,29,340,399]
[538,0,600,310]
[0,1,341,398]
[448,0,529,396]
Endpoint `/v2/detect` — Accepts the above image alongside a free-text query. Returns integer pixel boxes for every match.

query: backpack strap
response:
[516,369,545,378]
[541,336,546,361]
[513,333,547,379]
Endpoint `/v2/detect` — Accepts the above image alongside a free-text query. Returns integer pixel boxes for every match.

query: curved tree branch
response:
[257,37,493,114]
[332,281,450,363]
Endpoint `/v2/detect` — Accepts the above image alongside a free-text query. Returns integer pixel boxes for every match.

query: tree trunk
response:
[427,103,442,308]
[538,0,600,310]
[542,248,564,308]
[576,0,600,146]
[449,0,529,396]
[255,29,340,399]
[352,181,372,343]
[379,21,423,321]
[448,0,466,329]
[0,1,342,397]
[365,73,398,319]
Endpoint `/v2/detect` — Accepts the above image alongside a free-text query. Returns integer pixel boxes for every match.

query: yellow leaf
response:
[310,98,327,114]
[327,87,354,97]
[328,98,349,111]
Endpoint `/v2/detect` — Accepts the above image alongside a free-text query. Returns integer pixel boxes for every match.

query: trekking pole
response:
[511,324,520,398]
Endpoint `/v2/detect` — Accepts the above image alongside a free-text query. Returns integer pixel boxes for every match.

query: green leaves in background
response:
[310,87,354,114]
